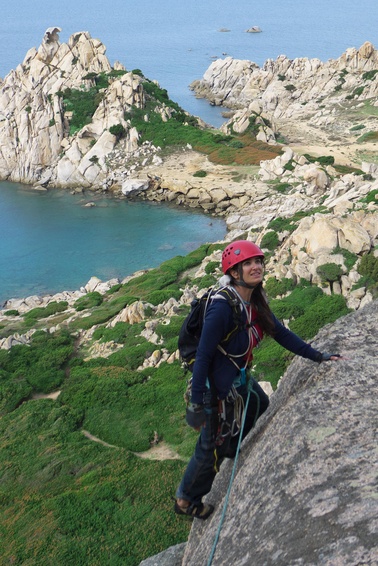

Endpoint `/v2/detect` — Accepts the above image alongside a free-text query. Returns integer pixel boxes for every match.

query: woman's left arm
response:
[272,314,341,362]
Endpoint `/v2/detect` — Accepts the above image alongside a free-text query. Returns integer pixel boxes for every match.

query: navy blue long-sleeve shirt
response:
[190,291,322,405]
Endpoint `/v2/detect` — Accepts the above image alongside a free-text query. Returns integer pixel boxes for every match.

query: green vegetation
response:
[316,263,343,291]
[109,123,127,139]
[74,292,103,311]
[303,154,335,166]
[121,79,282,166]
[359,188,378,204]
[357,252,378,297]
[254,286,350,385]
[362,69,378,81]
[357,131,378,143]
[261,231,279,251]
[0,231,362,562]
[23,301,68,327]
[264,277,296,298]
[350,124,365,132]
[273,182,292,193]
[333,246,358,271]
[193,169,207,178]
[265,207,328,235]
[58,85,106,135]
[4,309,19,317]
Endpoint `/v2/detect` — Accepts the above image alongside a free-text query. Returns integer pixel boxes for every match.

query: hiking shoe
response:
[174,500,214,520]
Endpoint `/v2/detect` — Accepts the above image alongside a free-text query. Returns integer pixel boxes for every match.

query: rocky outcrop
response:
[190,42,378,146]
[0,28,145,188]
[178,300,378,566]
[190,41,378,111]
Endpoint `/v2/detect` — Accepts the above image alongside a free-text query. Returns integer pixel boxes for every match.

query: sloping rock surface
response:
[181,300,378,566]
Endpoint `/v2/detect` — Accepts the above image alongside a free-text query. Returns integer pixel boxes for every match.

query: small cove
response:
[0,182,226,304]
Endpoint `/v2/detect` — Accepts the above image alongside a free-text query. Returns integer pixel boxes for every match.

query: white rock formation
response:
[0,28,145,188]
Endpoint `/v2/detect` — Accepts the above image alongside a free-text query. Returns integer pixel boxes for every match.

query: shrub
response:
[357,131,378,143]
[316,263,343,291]
[59,86,105,135]
[269,286,323,321]
[261,231,279,251]
[264,277,296,299]
[304,154,334,165]
[109,123,127,139]
[24,301,68,324]
[283,159,295,171]
[193,170,207,178]
[332,247,358,271]
[252,336,294,387]
[284,84,296,92]
[362,69,378,81]
[4,310,19,317]
[205,261,219,275]
[350,124,365,132]
[359,189,378,204]
[289,294,351,339]
[274,182,292,193]
[229,140,245,149]
[74,292,103,312]
[358,253,378,281]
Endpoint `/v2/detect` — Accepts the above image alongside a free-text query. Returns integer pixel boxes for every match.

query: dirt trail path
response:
[82,429,185,461]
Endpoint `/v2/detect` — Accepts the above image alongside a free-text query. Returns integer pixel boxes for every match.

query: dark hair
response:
[251,282,275,336]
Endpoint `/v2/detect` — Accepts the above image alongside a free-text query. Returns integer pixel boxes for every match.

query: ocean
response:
[1,0,377,126]
[0,184,226,305]
[0,0,377,303]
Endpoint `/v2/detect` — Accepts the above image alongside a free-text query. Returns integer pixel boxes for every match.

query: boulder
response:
[182,300,378,566]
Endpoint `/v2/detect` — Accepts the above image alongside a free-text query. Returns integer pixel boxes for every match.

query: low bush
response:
[357,131,378,143]
[205,261,219,275]
[252,337,294,388]
[109,123,127,139]
[362,69,378,81]
[193,169,207,177]
[74,292,103,311]
[23,301,68,324]
[264,277,296,298]
[269,286,323,321]
[289,293,351,339]
[261,231,279,251]
[359,188,378,204]
[358,252,378,282]
[350,124,365,132]
[304,154,334,165]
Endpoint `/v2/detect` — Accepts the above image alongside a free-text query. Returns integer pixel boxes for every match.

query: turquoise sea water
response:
[0,0,377,126]
[0,184,226,304]
[1,0,377,302]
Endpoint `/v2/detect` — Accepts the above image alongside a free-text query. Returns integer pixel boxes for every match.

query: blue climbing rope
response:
[206,387,260,566]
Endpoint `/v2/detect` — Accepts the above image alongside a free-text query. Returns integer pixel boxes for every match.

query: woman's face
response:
[231,257,264,287]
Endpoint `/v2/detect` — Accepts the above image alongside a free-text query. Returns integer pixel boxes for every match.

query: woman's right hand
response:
[186,403,205,430]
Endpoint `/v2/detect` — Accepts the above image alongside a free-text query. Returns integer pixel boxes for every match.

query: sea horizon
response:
[1,0,377,304]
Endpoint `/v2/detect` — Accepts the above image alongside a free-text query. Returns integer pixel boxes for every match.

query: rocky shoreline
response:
[0,28,377,337]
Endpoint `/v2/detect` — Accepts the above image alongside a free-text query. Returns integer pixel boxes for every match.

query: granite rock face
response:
[181,300,378,566]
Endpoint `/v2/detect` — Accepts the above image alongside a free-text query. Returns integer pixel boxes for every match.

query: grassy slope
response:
[1,235,370,563]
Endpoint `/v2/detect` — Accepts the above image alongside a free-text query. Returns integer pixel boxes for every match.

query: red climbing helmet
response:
[221,240,264,274]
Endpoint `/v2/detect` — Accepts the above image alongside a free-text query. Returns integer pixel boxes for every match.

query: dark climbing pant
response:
[175,378,269,506]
